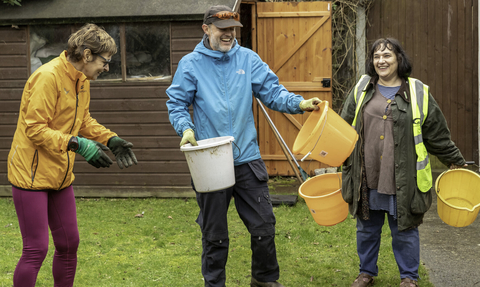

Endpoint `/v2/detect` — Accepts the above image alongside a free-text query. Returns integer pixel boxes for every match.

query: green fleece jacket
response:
[340,76,465,231]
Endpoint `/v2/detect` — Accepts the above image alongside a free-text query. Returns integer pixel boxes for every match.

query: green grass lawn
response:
[0,196,434,286]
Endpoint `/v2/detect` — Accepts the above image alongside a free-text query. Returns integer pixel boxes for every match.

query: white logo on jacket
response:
[236,69,245,74]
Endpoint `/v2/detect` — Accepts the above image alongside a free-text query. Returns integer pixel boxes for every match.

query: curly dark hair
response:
[366,38,412,79]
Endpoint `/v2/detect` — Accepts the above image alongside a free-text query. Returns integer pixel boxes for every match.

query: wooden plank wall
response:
[0,26,28,186]
[171,21,203,75]
[0,22,204,196]
[367,0,479,162]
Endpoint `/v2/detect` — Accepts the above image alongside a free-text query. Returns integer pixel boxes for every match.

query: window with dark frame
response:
[29,22,171,83]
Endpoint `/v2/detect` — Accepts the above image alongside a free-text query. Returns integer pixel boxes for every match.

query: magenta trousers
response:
[12,185,79,287]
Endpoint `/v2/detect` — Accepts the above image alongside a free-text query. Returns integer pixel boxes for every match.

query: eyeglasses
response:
[96,54,111,67]
[207,11,240,21]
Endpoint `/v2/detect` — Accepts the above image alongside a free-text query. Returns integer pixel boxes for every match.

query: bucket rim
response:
[292,101,328,153]
[180,136,234,152]
[298,172,342,199]
[435,168,480,213]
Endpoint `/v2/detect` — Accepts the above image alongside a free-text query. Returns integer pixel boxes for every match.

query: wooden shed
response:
[0,0,241,197]
[0,0,336,197]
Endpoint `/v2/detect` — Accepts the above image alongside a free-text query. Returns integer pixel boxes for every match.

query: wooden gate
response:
[255,1,333,176]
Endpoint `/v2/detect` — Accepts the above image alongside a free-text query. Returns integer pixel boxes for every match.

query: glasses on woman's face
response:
[96,54,111,67]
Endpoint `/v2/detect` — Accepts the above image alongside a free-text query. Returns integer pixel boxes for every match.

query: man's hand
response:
[108,137,138,169]
[299,97,322,112]
[180,129,198,146]
[76,137,113,168]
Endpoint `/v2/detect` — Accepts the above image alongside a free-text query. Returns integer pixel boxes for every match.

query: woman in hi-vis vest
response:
[340,38,465,287]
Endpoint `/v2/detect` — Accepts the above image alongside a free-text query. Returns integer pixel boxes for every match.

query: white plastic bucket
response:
[180,136,235,192]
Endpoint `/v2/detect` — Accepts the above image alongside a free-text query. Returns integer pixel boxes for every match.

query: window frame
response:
[28,21,173,85]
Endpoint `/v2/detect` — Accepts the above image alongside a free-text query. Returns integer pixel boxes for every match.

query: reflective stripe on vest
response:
[351,75,432,192]
[352,75,371,128]
[409,78,432,192]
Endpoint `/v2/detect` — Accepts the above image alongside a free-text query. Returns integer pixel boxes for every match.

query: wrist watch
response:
[68,137,79,152]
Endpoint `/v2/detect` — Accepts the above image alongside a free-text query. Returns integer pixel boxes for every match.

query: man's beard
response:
[211,36,234,53]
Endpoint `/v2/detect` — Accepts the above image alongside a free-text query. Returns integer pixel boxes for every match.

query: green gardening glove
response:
[76,137,113,168]
[299,97,322,112]
[107,136,138,169]
[180,128,198,146]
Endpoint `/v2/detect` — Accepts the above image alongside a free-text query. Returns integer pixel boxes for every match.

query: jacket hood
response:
[193,36,240,60]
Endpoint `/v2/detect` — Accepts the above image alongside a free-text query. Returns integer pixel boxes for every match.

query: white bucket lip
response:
[180,136,234,152]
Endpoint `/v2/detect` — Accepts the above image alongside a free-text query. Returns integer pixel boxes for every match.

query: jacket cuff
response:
[179,123,195,136]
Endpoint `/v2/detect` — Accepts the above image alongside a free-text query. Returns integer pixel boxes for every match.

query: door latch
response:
[321,78,331,88]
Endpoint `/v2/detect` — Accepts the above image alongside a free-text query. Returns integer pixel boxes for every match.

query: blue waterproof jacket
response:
[166,40,304,166]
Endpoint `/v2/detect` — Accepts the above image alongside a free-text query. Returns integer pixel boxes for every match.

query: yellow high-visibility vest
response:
[351,75,432,192]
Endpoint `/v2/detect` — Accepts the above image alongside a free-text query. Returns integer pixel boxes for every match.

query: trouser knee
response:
[250,226,275,238]
[24,240,49,262]
[51,228,79,254]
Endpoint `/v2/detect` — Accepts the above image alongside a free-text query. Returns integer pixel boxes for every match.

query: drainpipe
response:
[356,3,366,80]
[233,0,241,12]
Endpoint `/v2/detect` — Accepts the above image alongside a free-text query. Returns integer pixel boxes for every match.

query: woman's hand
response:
[449,163,467,169]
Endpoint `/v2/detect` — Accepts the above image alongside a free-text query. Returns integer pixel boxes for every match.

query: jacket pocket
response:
[30,149,39,188]
[341,162,354,204]
[248,159,269,182]
[410,184,433,214]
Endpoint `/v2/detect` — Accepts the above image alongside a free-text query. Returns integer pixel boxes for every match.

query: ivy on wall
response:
[2,0,21,6]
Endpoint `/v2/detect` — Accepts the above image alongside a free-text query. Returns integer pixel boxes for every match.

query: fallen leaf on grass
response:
[168,216,173,219]
[135,214,143,218]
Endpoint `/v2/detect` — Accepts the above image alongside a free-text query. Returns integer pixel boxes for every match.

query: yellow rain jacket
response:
[8,51,117,191]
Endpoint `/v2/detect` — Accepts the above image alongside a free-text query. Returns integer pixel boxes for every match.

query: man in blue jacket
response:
[166,5,321,287]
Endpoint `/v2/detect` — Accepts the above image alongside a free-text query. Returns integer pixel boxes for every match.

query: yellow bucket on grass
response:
[298,172,348,226]
[293,101,358,167]
[435,169,480,227]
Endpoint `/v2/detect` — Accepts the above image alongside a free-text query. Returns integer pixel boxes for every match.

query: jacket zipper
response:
[60,79,79,190]
[30,149,39,188]
[69,79,80,134]
[356,89,371,202]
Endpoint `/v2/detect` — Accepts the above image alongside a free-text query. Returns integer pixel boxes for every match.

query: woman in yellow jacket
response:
[7,23,137,287]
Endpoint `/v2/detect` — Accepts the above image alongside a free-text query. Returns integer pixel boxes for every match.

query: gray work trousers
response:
[194,159,279,287]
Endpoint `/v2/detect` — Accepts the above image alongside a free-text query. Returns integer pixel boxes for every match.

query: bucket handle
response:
[232,141,241,160]
[436,169,480,213]
[300,106,328,162]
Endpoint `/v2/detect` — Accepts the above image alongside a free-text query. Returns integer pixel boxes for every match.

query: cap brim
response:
[212,19,243,28]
